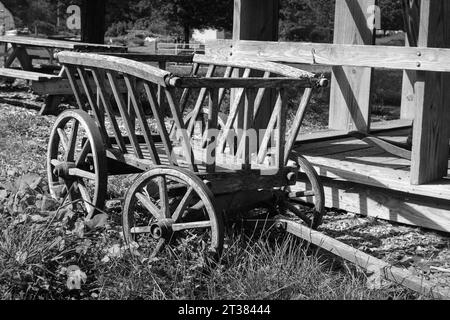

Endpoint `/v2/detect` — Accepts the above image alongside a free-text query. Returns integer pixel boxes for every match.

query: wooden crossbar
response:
[206,39,450,72]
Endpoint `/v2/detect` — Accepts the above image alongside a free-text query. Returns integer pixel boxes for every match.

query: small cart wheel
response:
[123,166,224,259]
[47,110,107,219]
[283,153,325,229]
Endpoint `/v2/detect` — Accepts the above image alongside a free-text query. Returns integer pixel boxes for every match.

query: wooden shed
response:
[205,0,450,233]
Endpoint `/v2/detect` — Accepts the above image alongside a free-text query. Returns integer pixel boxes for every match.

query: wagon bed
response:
[47,51,328,257]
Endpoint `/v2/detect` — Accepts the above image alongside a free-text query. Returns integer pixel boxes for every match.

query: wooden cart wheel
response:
[283,153,325,229]
[47,110,107,219]
[122,166,224,259]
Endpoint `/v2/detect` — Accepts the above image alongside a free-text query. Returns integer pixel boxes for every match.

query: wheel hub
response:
[53,162,76,178]
[150,219,174,240]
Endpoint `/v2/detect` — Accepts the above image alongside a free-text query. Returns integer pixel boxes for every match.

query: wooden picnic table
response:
[0,35,127,71]
[0,36,127,115]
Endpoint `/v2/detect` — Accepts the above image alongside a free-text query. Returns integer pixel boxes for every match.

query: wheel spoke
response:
[172,186,195,222]
[66,121,79,161]
[78,182,95,219]
[289,190,315,198]
[57,128,69,151]
[75,140,92,167]
[285,202,312,226]
[136,192,162,220]
[68,168,96,180]
[130,226,152,234]
[172,221,211,232]
[158,176,170,218]
[151,238,166,259]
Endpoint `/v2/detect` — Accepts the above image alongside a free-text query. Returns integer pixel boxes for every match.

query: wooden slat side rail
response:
[144,83,178,166]
[257,91,283,164]
[65,66,85,110]
[76,66,110,147]
[106,70,143,159]
[206,89,219,173]
[284,88,313,164]
[124,75,161,165]
[194,54,315,78]
[206,39,450,73]
[91,68,127,153]
[167,77,315,89]
[165,88,198,172]
[58,51,170,86]
[187,64,216,137]
[217,68,251,153]
[0,68,60,81]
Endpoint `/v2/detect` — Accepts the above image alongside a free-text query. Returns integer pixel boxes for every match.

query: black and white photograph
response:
[0,0,449,306]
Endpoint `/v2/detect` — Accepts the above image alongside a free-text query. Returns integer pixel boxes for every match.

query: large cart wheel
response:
[122,166,224,259]
[283,153,325,229]
[47,110,107,220]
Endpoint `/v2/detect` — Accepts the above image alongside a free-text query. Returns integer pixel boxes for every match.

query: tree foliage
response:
[2,0,407,41]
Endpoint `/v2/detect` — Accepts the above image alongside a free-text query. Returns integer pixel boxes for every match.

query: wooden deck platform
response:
[292,124,450,233]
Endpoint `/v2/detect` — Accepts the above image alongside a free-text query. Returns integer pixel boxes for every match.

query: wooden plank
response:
[206,39,450,73]
[0,35,125,51]
[301,153,450,200]
[294,176,450,234]
[124,75,161,165]
[411,0,450,185]
[167,77,314,89]
[58,52,170,86]
[206,89,219,173]
[165,88,198,172]
[0,68,60,81]
[107,71,143,159]
[329,0,375,133]
[233,0,279,150]
[144,83,177,166]
[102,53,193,63]
[91,68,126,153]
[187,64,216,137]
[76,67,110,146]
[284,88,313,163]
[279,218,450,299]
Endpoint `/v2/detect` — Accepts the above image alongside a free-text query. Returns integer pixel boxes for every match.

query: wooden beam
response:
[232,0,279,131]
[411,0,450,185]
[329,0,375,133]
[293,177,450,233]
[400,0,421,120]
[279,218,450,299]
[81,0,106,44]
[207,39,450,73]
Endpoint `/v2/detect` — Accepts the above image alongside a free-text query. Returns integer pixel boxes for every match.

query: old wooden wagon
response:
[47,51,328,257]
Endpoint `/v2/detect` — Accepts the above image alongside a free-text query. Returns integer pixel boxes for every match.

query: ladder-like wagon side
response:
[48,51,327,257]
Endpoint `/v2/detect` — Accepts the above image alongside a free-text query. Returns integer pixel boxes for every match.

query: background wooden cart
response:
[0,35,126,114]
[46,51,328,257]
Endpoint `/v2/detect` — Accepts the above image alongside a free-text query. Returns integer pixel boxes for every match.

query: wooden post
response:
[400,0,420,120]
[329,0,375,133]
[81,0,106,44]
[410,0,450,185]
[232,0,279,131]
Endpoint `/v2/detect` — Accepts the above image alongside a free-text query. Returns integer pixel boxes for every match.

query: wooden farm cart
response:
[46,51,328,257]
